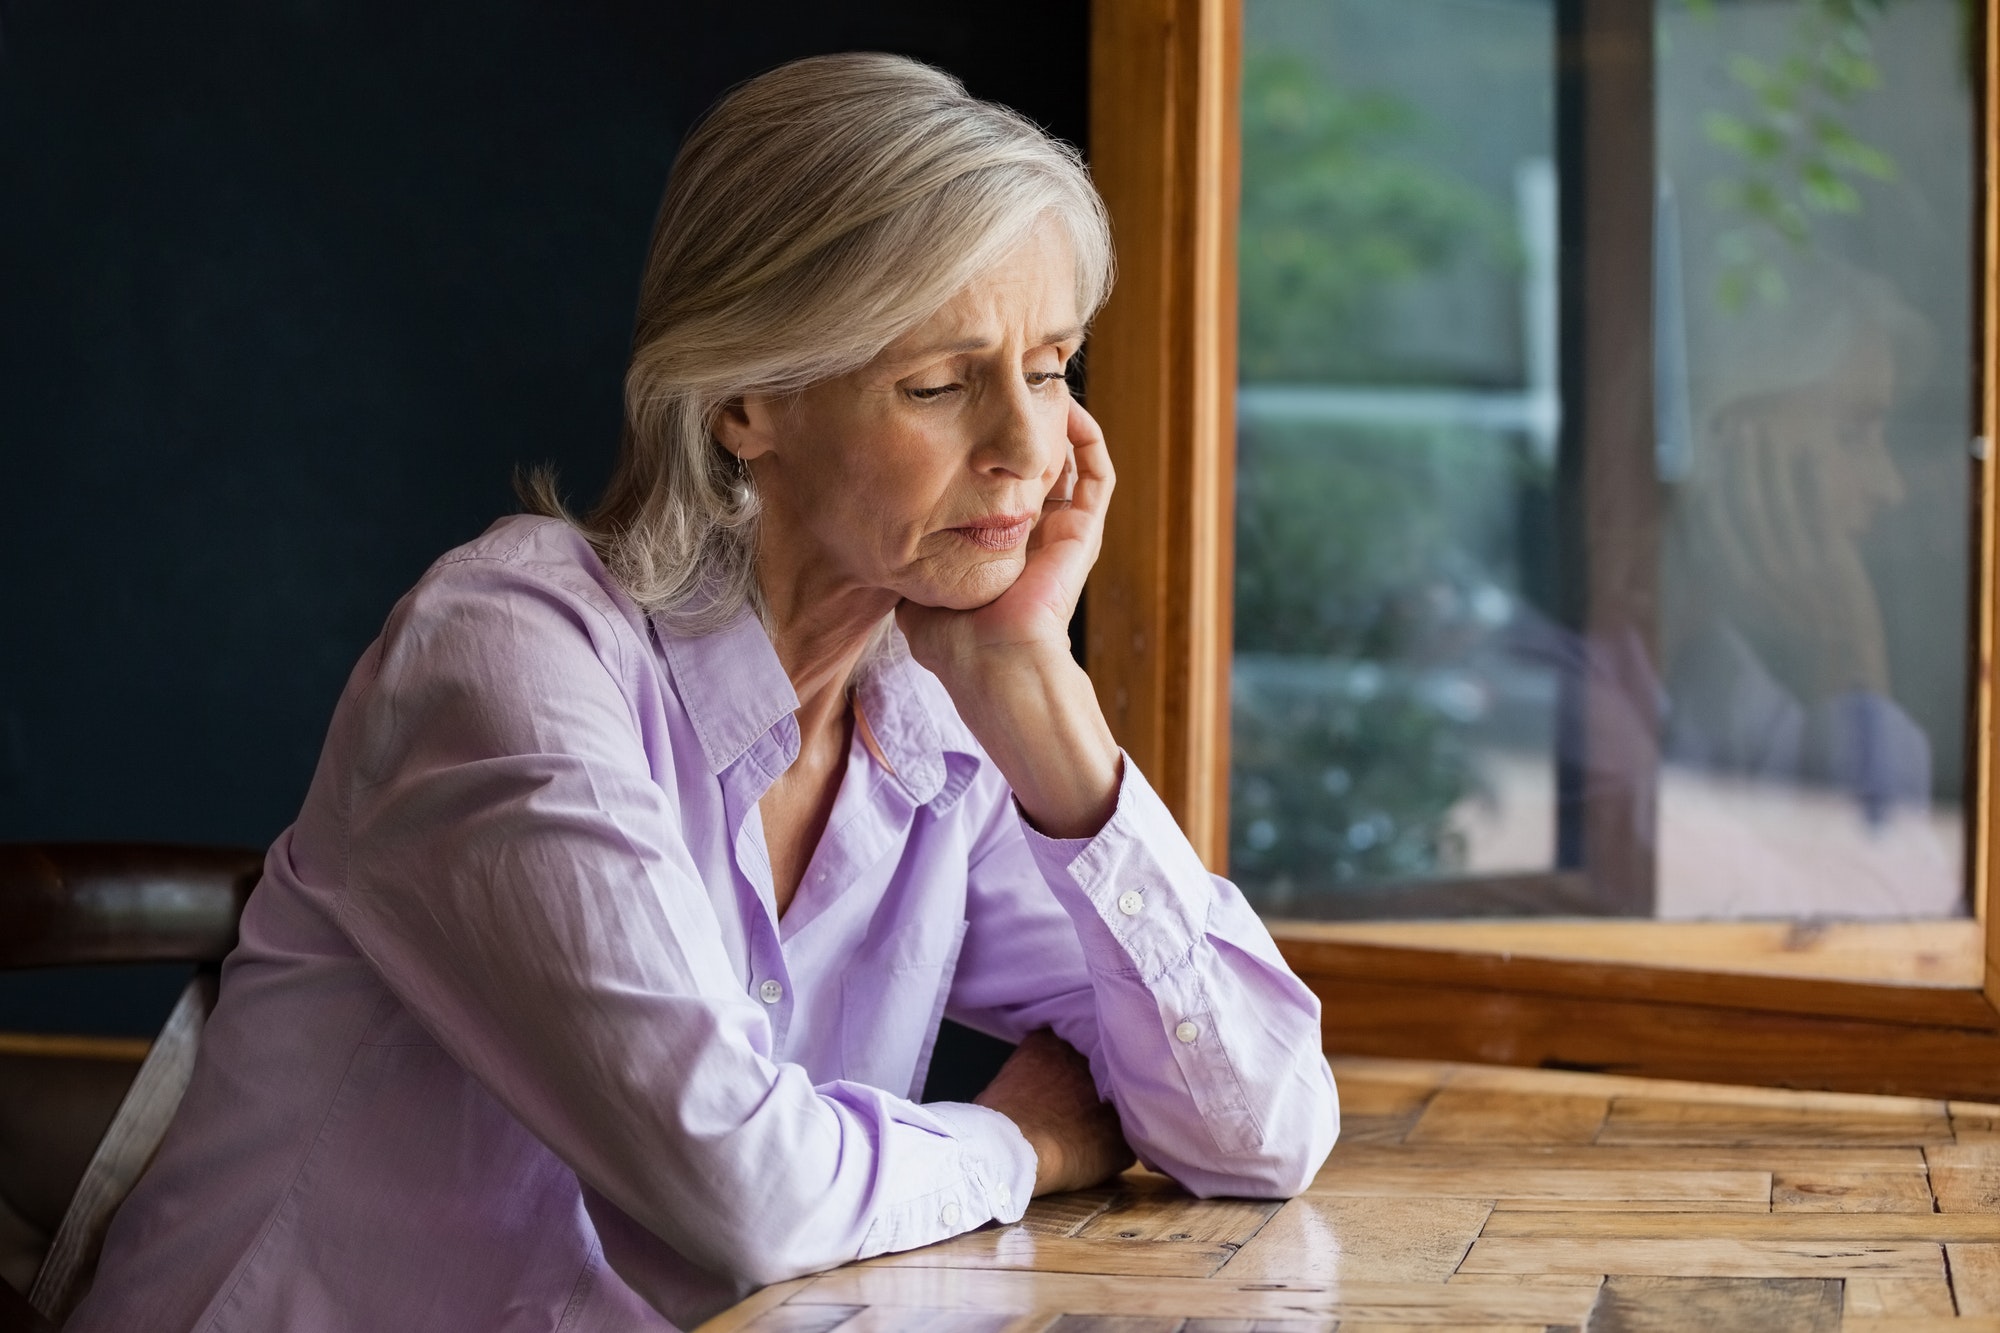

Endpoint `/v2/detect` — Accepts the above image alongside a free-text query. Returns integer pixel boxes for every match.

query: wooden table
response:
[698,1056,2000,1333]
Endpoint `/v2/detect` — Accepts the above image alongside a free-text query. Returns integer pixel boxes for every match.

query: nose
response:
[973,377,1064,484]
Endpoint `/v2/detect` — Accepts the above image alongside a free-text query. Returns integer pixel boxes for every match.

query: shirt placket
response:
[722,729,797,1052]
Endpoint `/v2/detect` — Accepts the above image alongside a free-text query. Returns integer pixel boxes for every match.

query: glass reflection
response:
[1231,0,1973,921]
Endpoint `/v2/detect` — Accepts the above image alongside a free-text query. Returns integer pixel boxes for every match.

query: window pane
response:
[1231,0,1975,921]
[1654,0,1972,918]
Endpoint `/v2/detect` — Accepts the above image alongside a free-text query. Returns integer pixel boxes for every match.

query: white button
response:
[940,1201,963,1228]
[994,1184,1011,1211]
[1116,890,1144,917]
[759,979,784,1004]
[1175,1020,1200,1044]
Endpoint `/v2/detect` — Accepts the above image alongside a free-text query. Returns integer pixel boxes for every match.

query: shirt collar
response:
[657,609,981,810]
[657,609,800,778]
[853,627,982,811]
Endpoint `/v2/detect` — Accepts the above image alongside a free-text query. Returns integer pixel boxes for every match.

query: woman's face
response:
[727,223,1083,611]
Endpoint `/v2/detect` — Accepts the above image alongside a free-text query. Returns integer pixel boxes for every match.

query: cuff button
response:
[1116,890,1144,917]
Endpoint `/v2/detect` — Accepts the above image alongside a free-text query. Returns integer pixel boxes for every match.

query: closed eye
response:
[1027,370,1069,389]
[907,383,960,400]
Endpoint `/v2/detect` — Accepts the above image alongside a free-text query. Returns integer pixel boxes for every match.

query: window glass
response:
[1231,0,1976,921]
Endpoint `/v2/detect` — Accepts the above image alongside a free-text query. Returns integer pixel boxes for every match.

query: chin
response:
[911,555,1024,611]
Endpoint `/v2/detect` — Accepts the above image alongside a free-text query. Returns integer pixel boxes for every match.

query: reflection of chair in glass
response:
[1664,257,1934,822]
[0,845,258,1332]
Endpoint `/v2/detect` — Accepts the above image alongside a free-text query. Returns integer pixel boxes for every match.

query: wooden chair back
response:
[0,844,259,1331]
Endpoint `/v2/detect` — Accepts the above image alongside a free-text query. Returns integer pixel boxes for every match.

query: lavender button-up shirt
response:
[71,516,1338,1333]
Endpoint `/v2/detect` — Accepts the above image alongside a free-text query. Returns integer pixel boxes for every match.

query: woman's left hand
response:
[897,397,1113,671]
[896,398,1123,840]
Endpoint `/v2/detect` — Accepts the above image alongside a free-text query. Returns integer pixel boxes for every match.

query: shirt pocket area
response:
[840,919,969,1101]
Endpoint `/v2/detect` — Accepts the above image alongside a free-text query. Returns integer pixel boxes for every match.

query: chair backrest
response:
[0,844,259,1330]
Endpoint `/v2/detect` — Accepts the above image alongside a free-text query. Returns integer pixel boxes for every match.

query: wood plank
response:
[1427,1061,1951,1116]
[1329,1064,1449,1118]
[1044,1318,1179,1333]
[1322,1144,1928,1174]
[1295,970,2000,1100]
[1280,930,2000,1034]
[1480,1213,2000,1242]
[1295,921,1984,988]
[1219,1197,1491,1283]
[1326,1057,1463,1089]
[0,1033,150,1062]
[1952,1242,2000,1316]
[1842,1315,2000,1333]
[787,1268,1601,1325]
[1071,1192,1277,1247]
[863,1230,1230,1279]
[839,1312,1022,1333]
[1585,1276,1840,1333]
[1445,1273,1606,1288]
[691,1279,816,1333]
[1841,1274,1956,1319]
[1307,1167,1770,1205]
[1016,1190,1117,1238]
[739,1306,865,1333]
[1954,1103,2000,1143]
[1773,1172,1939,1213]
[1599,1100,1951,1147]
[1334,1081,1435,1118]
[1491,1196,1772,1213]
[1179,1320,1337,1333]
[1929,1145,2000,1212]
[1403,1087,1607,1146]
[1461,1237,1942,1279]
[1333,1325,1548,1333]
[1335,1114,1425,1147]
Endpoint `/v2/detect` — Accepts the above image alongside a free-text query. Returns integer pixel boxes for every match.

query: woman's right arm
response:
[331,552,1037,1299]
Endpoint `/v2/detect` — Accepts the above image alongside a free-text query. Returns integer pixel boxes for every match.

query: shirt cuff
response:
[1016,756,1214,979]
[855,1101,1036,1259]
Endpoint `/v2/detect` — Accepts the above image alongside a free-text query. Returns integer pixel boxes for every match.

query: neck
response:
[756,543,897,744]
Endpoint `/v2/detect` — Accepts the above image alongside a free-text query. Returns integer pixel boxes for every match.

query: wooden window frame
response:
[1086,0,2000,1099]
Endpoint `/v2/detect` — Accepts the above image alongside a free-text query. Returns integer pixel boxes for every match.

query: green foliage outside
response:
[1691,0,1901,309]
[1231,50,1518,901]
[1231,422,1522,899]
[1237,51,1508,385]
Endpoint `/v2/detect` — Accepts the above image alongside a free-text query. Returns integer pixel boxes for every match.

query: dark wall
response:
[0,0,1088,1039]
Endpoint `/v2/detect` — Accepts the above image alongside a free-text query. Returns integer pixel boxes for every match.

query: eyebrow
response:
[899,326,1086,360]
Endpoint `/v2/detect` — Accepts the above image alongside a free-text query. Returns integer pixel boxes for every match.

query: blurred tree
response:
[1231,50,1521,902]
[1689,0,1902,309]
[1237,51,1506,385]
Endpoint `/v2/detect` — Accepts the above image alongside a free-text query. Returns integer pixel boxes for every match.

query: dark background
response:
[0,0,1085,1091]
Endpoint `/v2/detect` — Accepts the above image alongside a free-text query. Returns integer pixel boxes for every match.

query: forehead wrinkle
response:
[897,325,1084,362]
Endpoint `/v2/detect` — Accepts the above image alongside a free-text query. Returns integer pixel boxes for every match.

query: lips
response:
[950,512,1036,550]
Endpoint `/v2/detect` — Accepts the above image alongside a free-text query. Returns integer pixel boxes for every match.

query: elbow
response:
[713,1244,821,1293]
[693,1178,861,1290]
[1186,1058,1340,1200]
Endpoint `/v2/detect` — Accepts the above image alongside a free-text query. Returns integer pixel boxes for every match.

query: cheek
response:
[810,423,956,547]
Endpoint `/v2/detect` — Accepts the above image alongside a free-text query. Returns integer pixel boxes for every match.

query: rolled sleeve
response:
[961,758,1339,1197]
[857,1100,1035,1256]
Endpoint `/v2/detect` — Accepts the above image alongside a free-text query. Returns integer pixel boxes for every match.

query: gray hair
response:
[523,52,1114,633]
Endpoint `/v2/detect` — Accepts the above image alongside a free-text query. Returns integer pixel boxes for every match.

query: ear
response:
[712,393,781,462]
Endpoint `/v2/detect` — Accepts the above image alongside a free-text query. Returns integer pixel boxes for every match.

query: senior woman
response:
[71,53,1338,1333]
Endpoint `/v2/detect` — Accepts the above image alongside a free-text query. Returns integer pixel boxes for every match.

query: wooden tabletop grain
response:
[696,1056,2000,1333]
